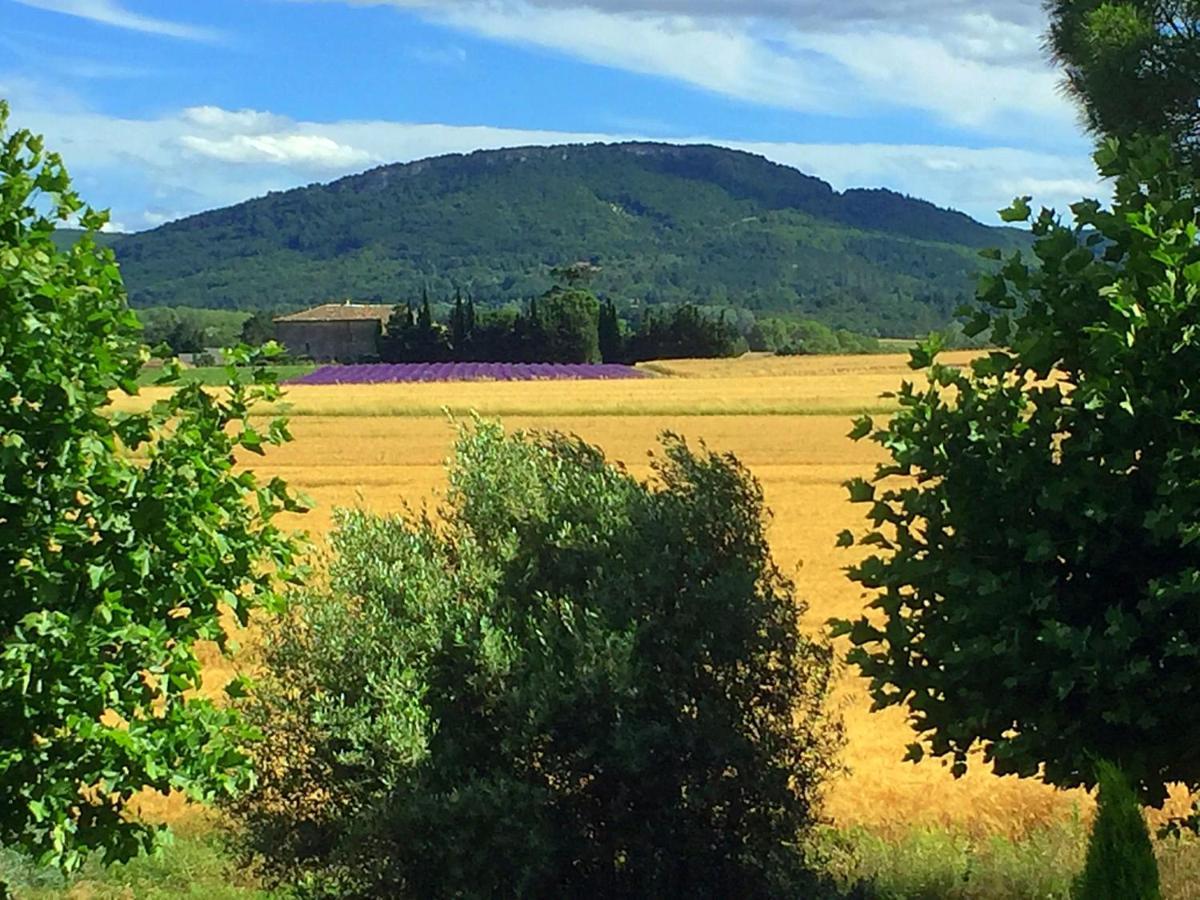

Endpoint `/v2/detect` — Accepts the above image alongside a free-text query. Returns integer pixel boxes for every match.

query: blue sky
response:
[2,0,1102,231]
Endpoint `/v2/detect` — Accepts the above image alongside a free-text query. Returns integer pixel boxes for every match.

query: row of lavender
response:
[288,362,649,385]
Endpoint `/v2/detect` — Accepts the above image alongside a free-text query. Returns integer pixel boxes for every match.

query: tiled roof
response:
[274,303,394,323]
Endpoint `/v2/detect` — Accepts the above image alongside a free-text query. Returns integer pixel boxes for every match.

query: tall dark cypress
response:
[598,299,623,363]
[418,288,433,332]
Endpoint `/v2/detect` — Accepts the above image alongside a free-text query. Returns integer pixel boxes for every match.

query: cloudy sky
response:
[3,0,1104,232]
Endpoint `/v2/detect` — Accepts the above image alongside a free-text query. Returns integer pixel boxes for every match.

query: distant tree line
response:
[380,287,603,364]
[133,294,886,365]
[379,286,881,365]
[135,306,252,354]
[747,317,881,355]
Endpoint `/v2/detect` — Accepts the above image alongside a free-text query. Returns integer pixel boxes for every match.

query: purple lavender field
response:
[287,362,649,385]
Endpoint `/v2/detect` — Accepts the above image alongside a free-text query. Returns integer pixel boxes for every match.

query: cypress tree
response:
[418,289,433,332]
[1076,760,1161,900]
[599,299,623,363]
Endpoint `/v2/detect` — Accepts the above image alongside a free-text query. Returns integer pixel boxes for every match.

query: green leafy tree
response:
[230,421,842,899]
[379,294,449,362]
[1076,760,1161,900]
[1046,0,1200,164]
[833,138,1200,806]
[538,286,601,363]
[0,101,306,879]
[627,304,746,361]
[239,310,276,348]
[164,316,206,355]
[136,308,246,351]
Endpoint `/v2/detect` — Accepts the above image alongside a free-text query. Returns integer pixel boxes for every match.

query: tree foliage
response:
[598,297,623,362]
[624,304,747,361]
[538,285,601,363]
[238,310,277,348]
[749,317,880,356]
[1046,0,1200,165]
[230,421,842,898]
[133,307,249,355]
[0,101,306,875]
[833,138,1200,806]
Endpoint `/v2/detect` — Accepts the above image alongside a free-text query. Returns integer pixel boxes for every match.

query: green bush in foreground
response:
[0,101,306,882]
[230,420,842,898]
[1076,760,1161,900]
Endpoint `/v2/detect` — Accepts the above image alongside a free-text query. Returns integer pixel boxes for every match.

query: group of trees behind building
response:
[379,287,880,365]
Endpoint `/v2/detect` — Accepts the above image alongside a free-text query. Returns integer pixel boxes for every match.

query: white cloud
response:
[12,0,223,41]
[297,0,1078,148]
[300,0,1045,29]
[786,30,1066,134]
[431,6,849,116]
[178,133,376,168]
[181,106,291,134]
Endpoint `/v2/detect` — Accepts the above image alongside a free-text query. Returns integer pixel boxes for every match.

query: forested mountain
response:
[108,142,1027,335]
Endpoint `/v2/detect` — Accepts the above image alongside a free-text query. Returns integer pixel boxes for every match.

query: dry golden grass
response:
[155,352,1109,836]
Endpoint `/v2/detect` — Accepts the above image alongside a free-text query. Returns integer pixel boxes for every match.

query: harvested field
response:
[163,351,1185,836]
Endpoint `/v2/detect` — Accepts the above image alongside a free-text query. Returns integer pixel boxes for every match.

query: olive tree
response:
[834,137,1200,808]
[231,421,842,898]
[0,101,306,877]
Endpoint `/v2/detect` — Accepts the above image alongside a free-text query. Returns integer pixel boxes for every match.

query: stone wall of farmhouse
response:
[275,320,383,362]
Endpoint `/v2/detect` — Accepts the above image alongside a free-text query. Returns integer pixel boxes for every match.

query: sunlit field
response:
[145,350,1191,840]
[113,351,982,420]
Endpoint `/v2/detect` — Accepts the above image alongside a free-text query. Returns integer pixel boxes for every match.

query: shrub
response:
[1076,761,1161,900]
[0,101,306,878]
[230,420,842,898]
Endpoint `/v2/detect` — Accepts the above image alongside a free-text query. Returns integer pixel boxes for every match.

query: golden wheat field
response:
[142,350,1196,837]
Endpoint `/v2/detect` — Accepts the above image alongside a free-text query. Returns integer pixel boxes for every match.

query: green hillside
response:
[110,142,1027,335]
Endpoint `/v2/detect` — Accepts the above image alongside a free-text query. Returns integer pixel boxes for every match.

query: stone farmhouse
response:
[274,303,393,362]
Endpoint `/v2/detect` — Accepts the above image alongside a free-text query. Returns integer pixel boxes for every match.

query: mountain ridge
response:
[109,141,1024,335]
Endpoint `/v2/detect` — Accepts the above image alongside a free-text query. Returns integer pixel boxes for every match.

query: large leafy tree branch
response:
[0,100,307,876]
[834,137,1200,807]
